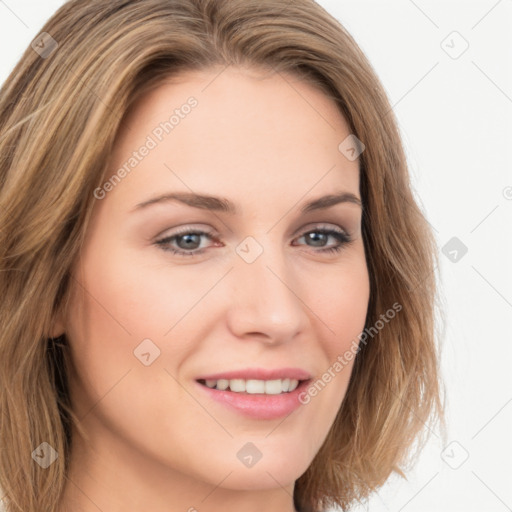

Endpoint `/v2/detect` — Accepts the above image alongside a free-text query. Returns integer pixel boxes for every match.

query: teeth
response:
[202,378,301,394]
[246,379,265,394]
[229,379,246,392]
[216,379,229,390]
[288,379,299,391]
[264,380,281,395]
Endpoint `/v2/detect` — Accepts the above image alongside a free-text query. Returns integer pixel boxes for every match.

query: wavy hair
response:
[0,1,443,510]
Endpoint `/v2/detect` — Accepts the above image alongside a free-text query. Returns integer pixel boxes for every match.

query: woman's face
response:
[57,65,370,506]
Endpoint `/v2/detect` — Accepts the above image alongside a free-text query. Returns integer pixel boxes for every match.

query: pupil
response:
[179,234,200,249]
[308,232,326,247]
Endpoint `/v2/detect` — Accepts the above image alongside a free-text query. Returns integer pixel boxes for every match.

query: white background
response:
[1,1,511,511]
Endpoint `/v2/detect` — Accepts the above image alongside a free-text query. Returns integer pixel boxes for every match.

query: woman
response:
[0,1,443,511]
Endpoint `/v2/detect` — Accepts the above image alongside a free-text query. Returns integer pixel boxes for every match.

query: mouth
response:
[194,375,312,420]
[196,377,309,395]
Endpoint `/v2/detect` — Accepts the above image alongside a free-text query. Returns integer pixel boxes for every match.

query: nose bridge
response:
[226,235,307,340]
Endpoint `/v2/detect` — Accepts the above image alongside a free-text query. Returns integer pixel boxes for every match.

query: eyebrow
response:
[131,190,362,214]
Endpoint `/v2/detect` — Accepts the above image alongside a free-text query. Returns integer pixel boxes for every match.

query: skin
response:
[53,65,370,512]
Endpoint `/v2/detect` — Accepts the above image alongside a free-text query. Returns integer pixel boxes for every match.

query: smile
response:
[195,377,312,420]
[197,378,301,395]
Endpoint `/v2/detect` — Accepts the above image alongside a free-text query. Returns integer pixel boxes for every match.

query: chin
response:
[212,450,312,490]
[214,466,302,491]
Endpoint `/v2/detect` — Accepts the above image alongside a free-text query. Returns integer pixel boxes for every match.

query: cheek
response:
[64,235,164,416]
[64,233,233,424]
[302,252,369,409]
[312,250,370,351]
[64,243,204,466]
[68,235,206,348]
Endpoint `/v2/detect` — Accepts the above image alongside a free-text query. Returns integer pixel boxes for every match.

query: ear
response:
[48,308,66,339]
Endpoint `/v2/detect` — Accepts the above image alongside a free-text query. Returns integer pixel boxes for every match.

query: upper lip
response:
[196,367,312,381]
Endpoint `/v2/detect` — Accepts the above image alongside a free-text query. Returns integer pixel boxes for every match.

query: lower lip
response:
[195,380,310,420]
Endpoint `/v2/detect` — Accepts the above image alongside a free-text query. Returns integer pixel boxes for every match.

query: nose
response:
[225,241,309,344]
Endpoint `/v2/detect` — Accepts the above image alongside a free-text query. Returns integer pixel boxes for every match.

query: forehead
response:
[123,65,350,137]
[104,65,360,214]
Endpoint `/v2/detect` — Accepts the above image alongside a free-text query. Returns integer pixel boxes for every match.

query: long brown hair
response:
[0,1,443,511]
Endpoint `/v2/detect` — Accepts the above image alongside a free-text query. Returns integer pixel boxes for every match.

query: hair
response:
[0,1,444,511]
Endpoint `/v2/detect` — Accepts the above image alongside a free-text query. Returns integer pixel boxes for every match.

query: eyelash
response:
[155,226,352,257]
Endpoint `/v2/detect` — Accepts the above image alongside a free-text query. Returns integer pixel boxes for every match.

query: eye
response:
[155,227,219,257]
[154,225,353,257]
[292,227,352,254]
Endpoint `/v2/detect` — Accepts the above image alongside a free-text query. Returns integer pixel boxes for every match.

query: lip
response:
[195,367,312,381]
[195,368,312,420]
